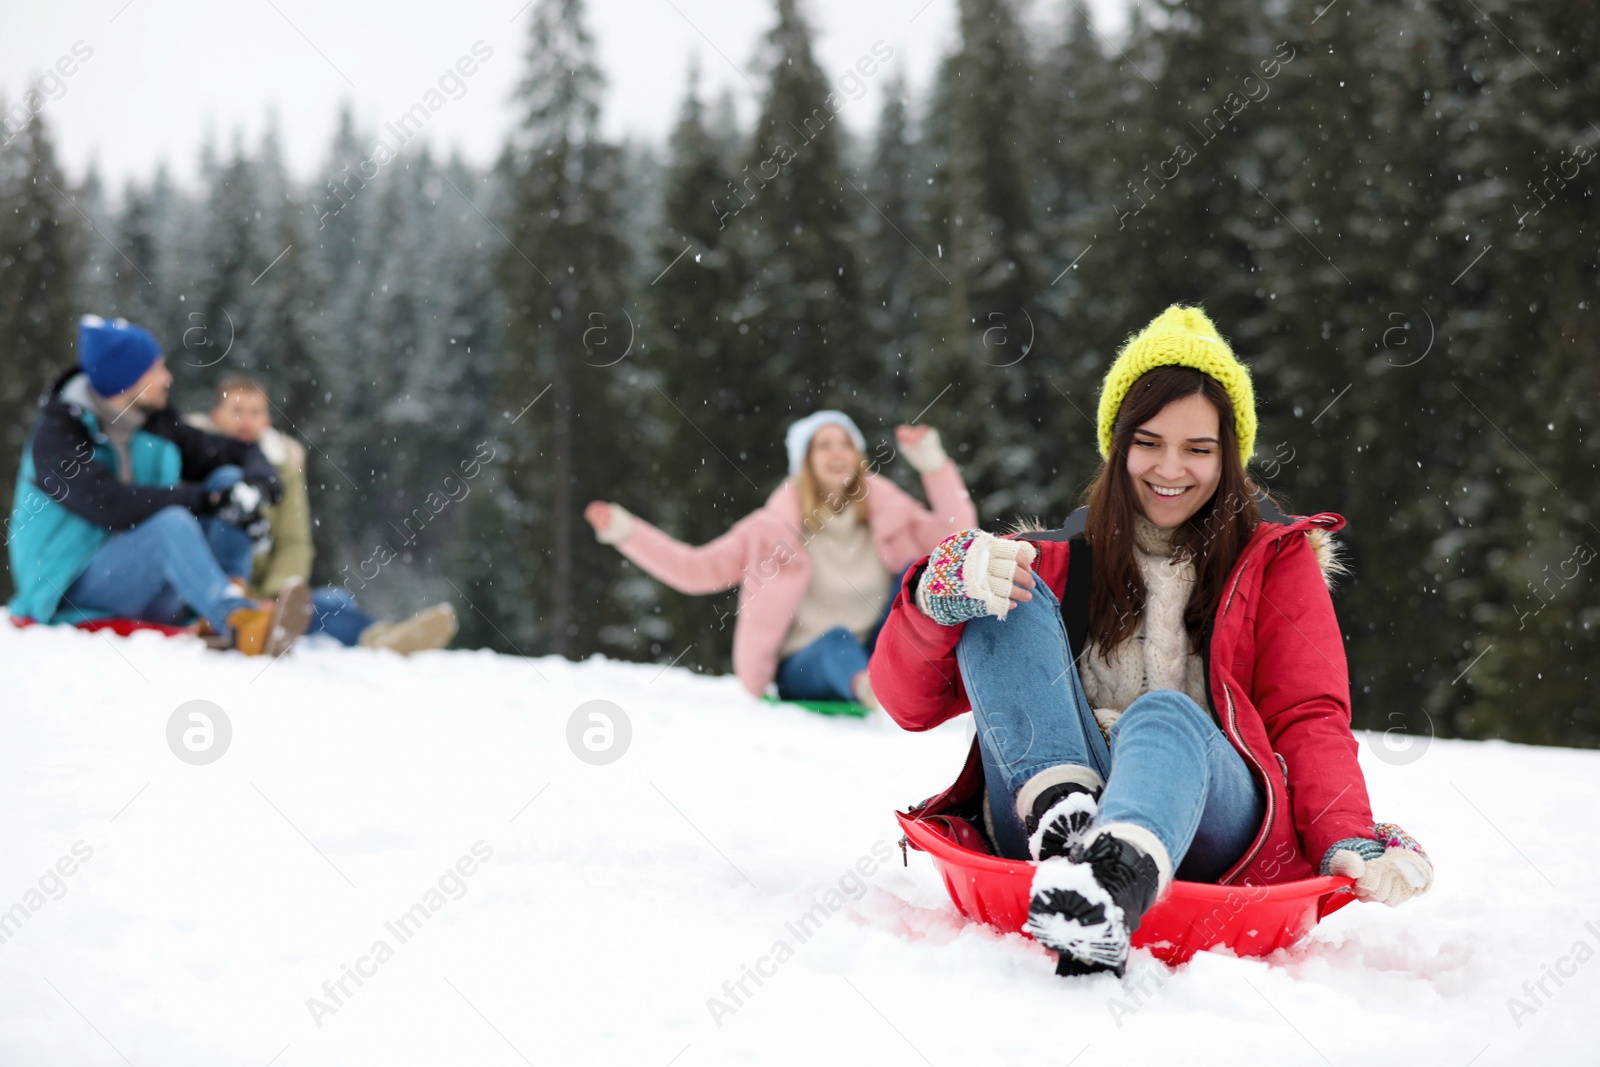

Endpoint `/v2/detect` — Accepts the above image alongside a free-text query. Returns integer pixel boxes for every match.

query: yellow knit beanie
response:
[1096,304,1257,461]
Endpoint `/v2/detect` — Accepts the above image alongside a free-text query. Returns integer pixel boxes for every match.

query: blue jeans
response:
[308,586,374,646]
[775,566,908,702]
[777,626,875,701]
[956,579,1264,881]
[63,505,255,632]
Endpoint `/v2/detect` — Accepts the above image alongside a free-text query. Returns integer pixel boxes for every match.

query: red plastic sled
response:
[9,615,198,637]
[898,811,1355,965]
[896,743,1356,966]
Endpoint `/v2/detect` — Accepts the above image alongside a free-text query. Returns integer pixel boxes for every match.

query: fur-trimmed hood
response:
[1304,525,1349,590]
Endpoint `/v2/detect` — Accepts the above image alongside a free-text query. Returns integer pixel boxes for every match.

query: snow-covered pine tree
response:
[71,164,118,319]
[433,151,512,649]
[637,62,753,669]
[1028,1,1128,514]
[734,0,870,457]
[1428,0,1600,744]
[859,70,929,425]
[297,108,390,574]
[497,0,636,657]
[368,146,501,615]
[109,176,167,333]
[921,0,1045,522]
[179,133,270,412]
[246,120,323,436]
[1249,0,1466,745]
[0,110,81,602]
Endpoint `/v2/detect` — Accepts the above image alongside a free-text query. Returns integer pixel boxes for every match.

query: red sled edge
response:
[896,809,1357,965]
[9,615,199,637]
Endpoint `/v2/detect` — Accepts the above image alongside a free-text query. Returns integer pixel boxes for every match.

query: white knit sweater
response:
[779,506,893,658]
[1078,513,1211,723]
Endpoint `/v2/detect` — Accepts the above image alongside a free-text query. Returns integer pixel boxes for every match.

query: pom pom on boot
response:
[1025,823,1171,978]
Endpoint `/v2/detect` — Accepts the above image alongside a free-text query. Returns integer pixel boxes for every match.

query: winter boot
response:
[1025,781,1101,862]
[226,577,312,657]
[200,579,254,649]
[1025,825,1169,978]
[358,603,458,655]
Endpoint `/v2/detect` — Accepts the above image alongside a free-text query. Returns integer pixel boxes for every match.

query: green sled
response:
[762,695,870,718]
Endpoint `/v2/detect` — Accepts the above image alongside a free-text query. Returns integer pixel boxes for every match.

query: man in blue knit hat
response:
[6,315,311,655]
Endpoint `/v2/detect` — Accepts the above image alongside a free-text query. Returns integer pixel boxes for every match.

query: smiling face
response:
[807,423,863,498]
[1125,391,1223,528]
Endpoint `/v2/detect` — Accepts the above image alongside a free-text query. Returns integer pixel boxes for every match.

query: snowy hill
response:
[0,622,1594,1066]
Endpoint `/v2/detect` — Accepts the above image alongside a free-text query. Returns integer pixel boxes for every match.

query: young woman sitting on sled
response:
[586,412,977,708]
[869,305,1433,976]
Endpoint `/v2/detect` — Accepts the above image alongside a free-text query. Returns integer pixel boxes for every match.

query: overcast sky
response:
[1,0,1130,192]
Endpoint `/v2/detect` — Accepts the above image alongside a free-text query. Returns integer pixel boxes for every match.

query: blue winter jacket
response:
[7,370,280,624]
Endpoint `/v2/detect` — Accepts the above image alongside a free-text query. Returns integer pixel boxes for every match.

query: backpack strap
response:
[1030,505,1088,542]
[1256,492,1293,525]
[1062,533,1093,660]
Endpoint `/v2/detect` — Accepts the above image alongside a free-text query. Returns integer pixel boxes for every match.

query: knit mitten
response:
[594,504,635,545]
[901,428,950,473]
[214,480,264,527]
[1321,822,1433,907]
[915,529,1037,625]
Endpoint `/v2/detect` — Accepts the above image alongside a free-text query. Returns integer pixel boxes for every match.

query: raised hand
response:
[896,424,930,449]
[584,500,613,535]
[895,424,948,474]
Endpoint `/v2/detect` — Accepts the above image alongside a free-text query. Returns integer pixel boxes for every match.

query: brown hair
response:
[214,373,268,407]
[1082,364,1277,660]
[795,441,871,534]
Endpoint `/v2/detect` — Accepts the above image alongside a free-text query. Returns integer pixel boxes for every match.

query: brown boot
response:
[357,603,458,655]
[199,579,255,648]
[226,577,312,657]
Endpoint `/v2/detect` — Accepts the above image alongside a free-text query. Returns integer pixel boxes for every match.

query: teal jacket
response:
[7,370,278,624]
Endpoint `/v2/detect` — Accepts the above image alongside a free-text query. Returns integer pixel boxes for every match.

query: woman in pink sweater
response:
[585,411,978,705]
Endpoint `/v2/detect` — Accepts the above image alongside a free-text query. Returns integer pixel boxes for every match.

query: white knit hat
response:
[785,410,866,476]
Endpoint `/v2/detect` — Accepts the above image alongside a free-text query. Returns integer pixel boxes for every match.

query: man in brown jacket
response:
[195,374,457,654]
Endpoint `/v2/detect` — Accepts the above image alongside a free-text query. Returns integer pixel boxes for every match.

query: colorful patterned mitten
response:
[1320,822,1433,907]
[914,529,1037,625]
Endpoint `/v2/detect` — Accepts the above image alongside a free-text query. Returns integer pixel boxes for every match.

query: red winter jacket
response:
[869,512,1375,887]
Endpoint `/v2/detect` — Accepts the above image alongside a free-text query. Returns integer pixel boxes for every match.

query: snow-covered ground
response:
[1,621,1595,1066]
